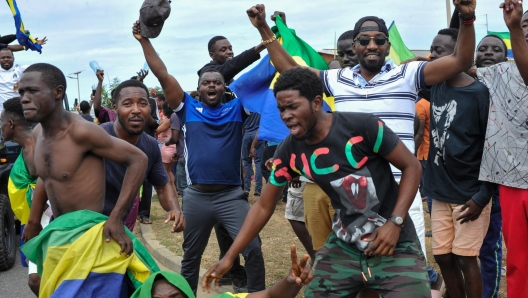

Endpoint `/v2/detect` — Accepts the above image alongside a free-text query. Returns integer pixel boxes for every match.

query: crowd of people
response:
[0,0,527,297]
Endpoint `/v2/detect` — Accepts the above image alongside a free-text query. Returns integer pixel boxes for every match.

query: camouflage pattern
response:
[305,233,430,297]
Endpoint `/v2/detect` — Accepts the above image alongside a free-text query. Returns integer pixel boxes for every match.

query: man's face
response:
[522,13,528,44]
[0,110,13,141]
[352,21,390,73]
[476,37,507,68]
[197,72,225,107]
[209,39,234,65]
[18,72,58,123]
[0,50,14,71]
[152,279,187,298]
[337,39,358,68]
[276,90,319,140]
[429,34,455,61]
[116,87,150,135]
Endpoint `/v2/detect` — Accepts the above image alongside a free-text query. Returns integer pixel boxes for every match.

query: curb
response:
[138,223,233,297]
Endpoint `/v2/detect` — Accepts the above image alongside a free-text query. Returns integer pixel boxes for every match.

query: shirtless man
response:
[19,62,147,256]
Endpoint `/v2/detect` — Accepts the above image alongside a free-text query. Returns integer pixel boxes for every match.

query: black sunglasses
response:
[355,36,388,46]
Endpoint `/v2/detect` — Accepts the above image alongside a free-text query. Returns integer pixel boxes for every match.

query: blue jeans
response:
[175,159,188,197]
[479,190,502,298]
[242,132,264,193]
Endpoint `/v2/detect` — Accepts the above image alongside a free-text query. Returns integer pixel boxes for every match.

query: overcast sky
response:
[0,0,508,103]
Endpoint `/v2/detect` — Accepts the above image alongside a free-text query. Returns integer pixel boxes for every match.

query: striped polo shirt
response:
[320,60,428,178]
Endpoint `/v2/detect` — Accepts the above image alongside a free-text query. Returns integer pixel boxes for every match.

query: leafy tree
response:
[92,77,121,108]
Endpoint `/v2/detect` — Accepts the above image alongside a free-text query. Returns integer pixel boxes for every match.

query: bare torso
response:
[34,115,106,217]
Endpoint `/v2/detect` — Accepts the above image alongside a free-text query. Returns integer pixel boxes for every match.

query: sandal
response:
[139,217,153,224]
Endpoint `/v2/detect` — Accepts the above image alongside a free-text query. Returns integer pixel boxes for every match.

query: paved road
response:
[0,242,36,297]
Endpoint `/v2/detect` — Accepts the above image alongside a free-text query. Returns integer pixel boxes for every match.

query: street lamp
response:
[67,70,84,104]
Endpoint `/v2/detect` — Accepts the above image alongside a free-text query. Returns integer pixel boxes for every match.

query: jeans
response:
[181,186,265,294]
[175,159,188,197]
[242,132,264,193]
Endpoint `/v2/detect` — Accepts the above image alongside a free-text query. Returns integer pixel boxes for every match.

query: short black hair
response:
[161,101,173,118]
[79,100,91,114]
[3,97,29,125]
[0,48,13,55]
[338,30,355,41]
[208,36,227,52]
[197,67,225,86]
[24,63,67,99]
[112,79,149,105]
[437,28,459,44]
[273,67,323,102]
[155,94,166,102]
[479,34,508,54]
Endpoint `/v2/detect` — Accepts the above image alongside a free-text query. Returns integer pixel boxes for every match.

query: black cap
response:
[139,0,171,39]
[352,16,389,39]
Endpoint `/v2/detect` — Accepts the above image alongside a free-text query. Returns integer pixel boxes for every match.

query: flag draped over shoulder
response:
[387,21,415,65]
[230,16,333,143]
[5,0,42,53]
[21,210,160,298]
[487,31,513,59]
[8,151,36,225]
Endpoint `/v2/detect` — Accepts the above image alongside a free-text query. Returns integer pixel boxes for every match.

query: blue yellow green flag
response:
[8,151,36,225]
[21,210,160,298]
[487,31,513,58]
[5,0,43,53]
[387,21,415,65]
[230,15,333,142]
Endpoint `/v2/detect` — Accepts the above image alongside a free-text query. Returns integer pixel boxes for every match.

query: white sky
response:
[0,0,508,102]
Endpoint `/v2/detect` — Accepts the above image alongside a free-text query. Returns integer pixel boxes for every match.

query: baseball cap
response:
[352,16,389,39]
[139,0,171,38]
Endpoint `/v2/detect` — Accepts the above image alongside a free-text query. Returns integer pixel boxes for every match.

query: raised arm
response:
[133,21,184,109]
[93,70,105,117]
[502,0,528,84]
[6,44,24,52]
[423,0,476,86]
[76,121,148,256]
[202,183,285,292]
[246,5,320,75]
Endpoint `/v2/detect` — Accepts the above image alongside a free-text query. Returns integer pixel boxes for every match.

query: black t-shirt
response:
[100,122,169,216]
[423,80,493,206]
[270,112,416,250]
[80,114,94,122]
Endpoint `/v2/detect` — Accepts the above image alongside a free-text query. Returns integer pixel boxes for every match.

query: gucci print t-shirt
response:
[270,112,416,250]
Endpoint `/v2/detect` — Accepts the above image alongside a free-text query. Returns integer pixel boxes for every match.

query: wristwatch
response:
[389,215,404,227]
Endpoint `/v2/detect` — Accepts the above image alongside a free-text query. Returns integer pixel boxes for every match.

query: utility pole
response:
[67,70,84,104]
[446,0,452,27]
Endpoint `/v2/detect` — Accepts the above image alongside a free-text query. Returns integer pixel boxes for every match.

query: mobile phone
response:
[74,98,78,106]
[92,89,96,96]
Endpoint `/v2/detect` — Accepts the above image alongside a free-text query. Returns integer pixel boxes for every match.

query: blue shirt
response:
[176,93,248,185]
[100,122,169,216]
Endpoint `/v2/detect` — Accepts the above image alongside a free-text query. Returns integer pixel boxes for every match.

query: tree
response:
[151,86,164,95]
[92,77,121,108]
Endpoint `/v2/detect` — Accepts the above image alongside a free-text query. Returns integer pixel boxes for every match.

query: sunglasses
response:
[355,36,388,46]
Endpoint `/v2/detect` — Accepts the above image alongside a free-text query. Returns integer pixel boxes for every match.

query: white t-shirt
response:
[0,64,28,110]
[321,60,428,178]
[477,62,528,189]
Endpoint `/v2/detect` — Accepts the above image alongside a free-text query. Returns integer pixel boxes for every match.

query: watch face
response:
[396,217,403,225]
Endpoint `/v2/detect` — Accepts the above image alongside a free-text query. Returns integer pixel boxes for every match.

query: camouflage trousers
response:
[305,233,430,297]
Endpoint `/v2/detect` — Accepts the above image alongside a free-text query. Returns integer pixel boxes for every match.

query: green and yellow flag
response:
[8,150,36,225]
[387,21,416,65]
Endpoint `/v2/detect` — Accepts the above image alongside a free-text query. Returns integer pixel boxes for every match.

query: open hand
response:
[132,21,143,41]
[454,0,477,19]
[165,209,185,232]
[202,258,234,293]
[21,222,42,242]
[103,217,133,257]
[363,221,401,257]
[456,199,484,224]
[500,0,523,29]
[246,4,268,29]
[35,37,47,45]
[286,244,313,286]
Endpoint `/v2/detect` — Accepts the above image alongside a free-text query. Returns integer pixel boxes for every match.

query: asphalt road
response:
[0,241,36,297]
